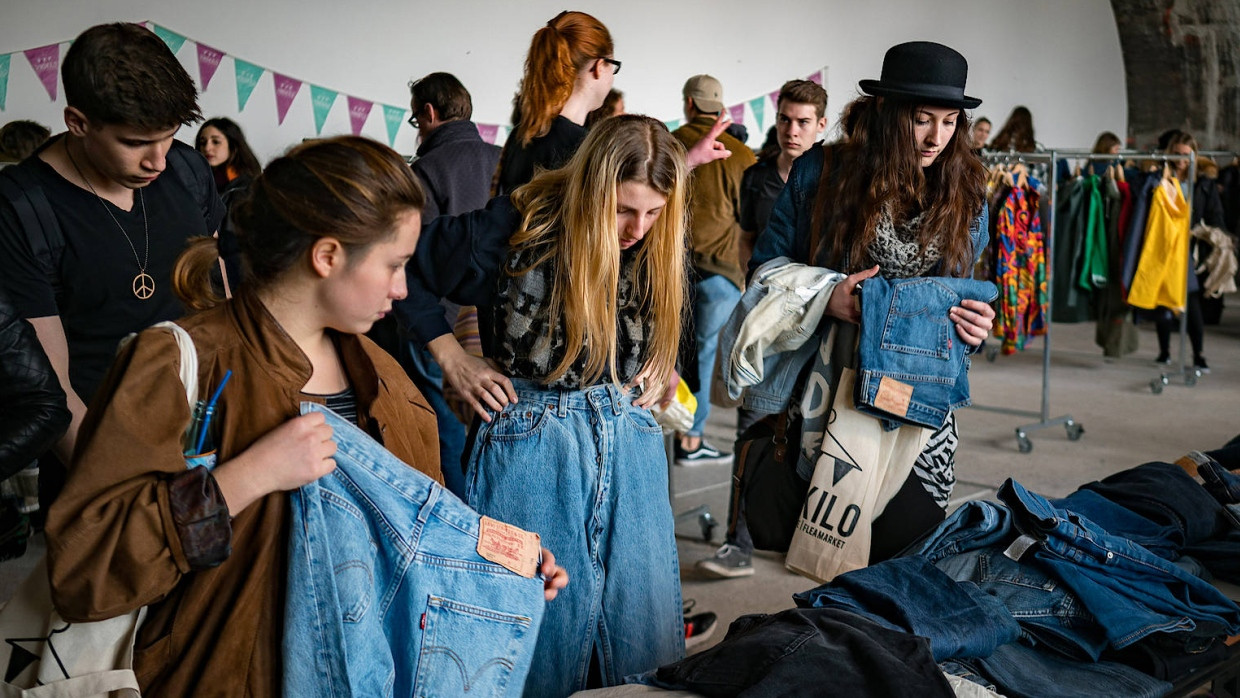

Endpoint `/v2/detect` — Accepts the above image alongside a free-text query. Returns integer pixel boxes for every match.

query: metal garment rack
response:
[973,150,1080,453]
[1054,149,1199,394]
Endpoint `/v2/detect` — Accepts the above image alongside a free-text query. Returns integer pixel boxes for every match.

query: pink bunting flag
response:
[347,96,373,136]
[769,89,781,106]
[24,44,60,101]
[808,70,823,85]
[476,123,499,144]
[197,44,224,90]
[728,104,745,125]
[273,73,302,125]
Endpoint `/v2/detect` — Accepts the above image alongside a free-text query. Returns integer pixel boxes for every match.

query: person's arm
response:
[26,315,87,463]
[0,301,70,479]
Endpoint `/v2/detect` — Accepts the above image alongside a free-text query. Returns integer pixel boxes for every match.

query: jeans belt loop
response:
[416,482,440,527]
[556,389,569,418]
[609,383,623,416]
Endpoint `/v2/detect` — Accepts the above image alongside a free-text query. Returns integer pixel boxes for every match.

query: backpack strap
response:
[0,166,65,304]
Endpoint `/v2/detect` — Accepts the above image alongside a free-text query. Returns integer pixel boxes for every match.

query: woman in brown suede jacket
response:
[44,137,565,696]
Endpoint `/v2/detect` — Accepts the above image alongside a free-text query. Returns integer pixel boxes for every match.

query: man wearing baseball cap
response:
[672,75,756,466]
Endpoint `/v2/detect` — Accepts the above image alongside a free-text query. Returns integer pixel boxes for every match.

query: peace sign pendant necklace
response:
[66,143,154,300]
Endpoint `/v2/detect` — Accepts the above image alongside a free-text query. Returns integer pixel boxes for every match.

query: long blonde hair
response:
[509,114,688,388]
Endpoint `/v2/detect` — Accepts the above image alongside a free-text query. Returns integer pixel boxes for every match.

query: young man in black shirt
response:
[0,23,223,494]
[699,79,828,579]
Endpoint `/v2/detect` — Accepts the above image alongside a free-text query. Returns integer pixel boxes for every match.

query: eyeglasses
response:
[407,110,420,129]
[600,57,621,75]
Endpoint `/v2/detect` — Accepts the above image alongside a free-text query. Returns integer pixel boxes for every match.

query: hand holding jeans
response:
[214,412,337,514]
[540,547,570,601]
[827,265,881,324]
[950,299,995,347]
[428,334,517,422]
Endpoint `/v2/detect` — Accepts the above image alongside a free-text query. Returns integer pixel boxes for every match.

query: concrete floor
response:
[674,303,1240,652]
[2,304,1237,666]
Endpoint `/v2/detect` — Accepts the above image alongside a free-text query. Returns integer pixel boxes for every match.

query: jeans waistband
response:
[507,378,637,416]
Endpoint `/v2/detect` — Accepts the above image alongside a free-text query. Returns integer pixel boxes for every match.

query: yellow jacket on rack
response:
[1128,177,1190,311]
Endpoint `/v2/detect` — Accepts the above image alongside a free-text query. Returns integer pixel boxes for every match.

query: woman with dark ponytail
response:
[45,136,566,696]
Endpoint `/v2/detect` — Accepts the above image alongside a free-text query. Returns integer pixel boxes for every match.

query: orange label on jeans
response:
[873,376,913,417]
[477,516,541,578]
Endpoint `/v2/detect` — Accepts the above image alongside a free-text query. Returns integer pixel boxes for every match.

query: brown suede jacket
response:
[45,290,442,696]
[672,115,757,289]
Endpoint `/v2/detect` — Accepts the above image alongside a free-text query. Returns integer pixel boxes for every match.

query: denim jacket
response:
[719,257,845,413]
[738,144,989,415]
[855,276,998,430]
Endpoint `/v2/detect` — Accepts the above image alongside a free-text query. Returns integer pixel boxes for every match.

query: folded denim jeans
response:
[856,276,998,430]
[285,403,546,698]
[942,639,1171,698]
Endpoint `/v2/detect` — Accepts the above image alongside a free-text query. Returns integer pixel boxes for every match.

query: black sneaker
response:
[697,543,754,578]
[684,609,718,650]
[1194,355,1210,374]
[675,440,733,466]
[1155,352,1172,365]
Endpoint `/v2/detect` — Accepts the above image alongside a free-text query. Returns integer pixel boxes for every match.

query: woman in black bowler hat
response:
[699,41,995,579]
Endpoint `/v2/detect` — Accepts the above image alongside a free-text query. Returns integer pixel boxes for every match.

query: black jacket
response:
[0,286,70,480]
[411,120,501,222]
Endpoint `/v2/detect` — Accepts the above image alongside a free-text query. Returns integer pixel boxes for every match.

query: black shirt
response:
[740,157,787,241]
[495,116,587,196]
[0,138,225,402]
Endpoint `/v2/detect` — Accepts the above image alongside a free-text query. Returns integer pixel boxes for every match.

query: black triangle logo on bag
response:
[831,456,861,486]
[5,638,41,683]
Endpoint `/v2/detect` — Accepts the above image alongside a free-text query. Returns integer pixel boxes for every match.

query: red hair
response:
[514,11,613,146]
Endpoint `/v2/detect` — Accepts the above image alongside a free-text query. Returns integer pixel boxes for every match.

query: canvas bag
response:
[0,322,198,697]
[785,330,930,584]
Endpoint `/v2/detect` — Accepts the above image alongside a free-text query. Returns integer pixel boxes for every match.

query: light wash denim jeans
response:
[691,274,741,437]
[285,403,546,698]
[466,379,684,697]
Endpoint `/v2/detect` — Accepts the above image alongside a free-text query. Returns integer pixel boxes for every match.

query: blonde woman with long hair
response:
[396,114,689,696]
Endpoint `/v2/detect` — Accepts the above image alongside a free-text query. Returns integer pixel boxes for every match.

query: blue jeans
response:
[942,640,1171,698]
[465,380,684,697]
[285,403,546,697]
[691,274,741,437]
[405,341,468,497]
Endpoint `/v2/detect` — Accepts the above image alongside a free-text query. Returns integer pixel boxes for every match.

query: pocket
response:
[413,595,535,697]
[320,490,379,623]
[622,404,665,435]
[483,404,552,443]
[879,278,958,360]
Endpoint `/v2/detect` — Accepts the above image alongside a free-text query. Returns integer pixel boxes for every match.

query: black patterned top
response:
[492,242,650,389]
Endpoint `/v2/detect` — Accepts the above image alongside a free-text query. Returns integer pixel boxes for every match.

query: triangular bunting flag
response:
[0,54,10,111]
[234,59,264,111]
[151,24,187,55]
[768,89,781,107]
[310,85,337,135]
[664,119,681,132]
[24,44,60,101]
[347,96,372,136]
[273,73,302,125]
[197,44,224,90]
[749,96,766,132]
[382,104,406,146]
[477,123,499,145]
[728,103,745,126]
[808,70,823,85]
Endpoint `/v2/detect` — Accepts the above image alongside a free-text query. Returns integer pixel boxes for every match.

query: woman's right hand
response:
[825,265,880,324]
[428,334,517,422]
[213,411,337,514]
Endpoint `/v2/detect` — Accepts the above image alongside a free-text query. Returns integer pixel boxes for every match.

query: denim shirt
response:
[738,145,989,415]
[855,276,998,430]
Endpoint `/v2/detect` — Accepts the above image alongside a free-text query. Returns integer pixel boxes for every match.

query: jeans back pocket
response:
[413,595,534,697]
[878,278,958,360]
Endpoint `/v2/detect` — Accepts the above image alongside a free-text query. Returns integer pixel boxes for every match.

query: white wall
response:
[0,0,1126,162]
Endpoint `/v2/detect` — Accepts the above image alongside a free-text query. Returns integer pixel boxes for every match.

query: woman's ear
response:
[309,237,346,279]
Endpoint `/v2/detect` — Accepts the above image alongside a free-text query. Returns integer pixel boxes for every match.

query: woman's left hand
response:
[950,299,995,347]
[540,547,569,601]
[684,113,733,170]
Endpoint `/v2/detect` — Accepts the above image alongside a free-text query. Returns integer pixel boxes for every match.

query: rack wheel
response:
[1066,423,1084,441]
[1186,370,1200,387]
[699,512,718,542]
[1016,431,1033,453]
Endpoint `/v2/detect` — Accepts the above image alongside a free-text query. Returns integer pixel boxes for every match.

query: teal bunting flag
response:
[0,54,9,111]
[151,24,187,55]
[382,104,406,146]
[749,96,766,132]
[234,59,264,111]
[310,85,337,135]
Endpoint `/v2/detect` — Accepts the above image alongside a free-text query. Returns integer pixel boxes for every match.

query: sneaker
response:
[684,609,718,650]
[675,440,733,466]
[697,543,754,578]
[1155,352,1172,365]
[1194,356,1210,374]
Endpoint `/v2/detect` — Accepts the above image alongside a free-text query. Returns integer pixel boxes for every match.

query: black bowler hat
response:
[858,41,982,109]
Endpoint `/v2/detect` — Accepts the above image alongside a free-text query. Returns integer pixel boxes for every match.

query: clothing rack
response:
[974,150,1080,453]
[1053,149,1199,394]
